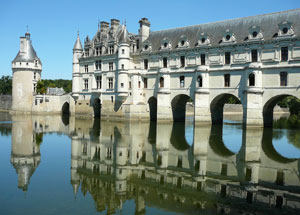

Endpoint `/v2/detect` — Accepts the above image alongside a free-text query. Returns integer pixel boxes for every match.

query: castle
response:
[12,9,300,126]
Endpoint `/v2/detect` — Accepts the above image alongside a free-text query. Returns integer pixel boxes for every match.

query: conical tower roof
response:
[119,25,130,44]
[73,33,83,50]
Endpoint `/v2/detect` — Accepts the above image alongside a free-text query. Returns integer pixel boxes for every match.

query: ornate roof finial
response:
[124,19,126,26]
[77,30,79,37]
[98,19,100,30]
[26,25,29,33]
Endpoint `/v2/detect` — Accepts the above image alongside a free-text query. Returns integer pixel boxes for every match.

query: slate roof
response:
[73,34,83,50]
[147,9,300,51]
[47,87,65,96]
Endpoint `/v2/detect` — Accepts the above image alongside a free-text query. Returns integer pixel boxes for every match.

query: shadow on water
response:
[170,122,191,150]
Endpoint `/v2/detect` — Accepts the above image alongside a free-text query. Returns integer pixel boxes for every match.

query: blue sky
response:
[1,0,300,80]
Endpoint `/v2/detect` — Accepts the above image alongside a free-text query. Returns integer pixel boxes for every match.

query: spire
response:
[73,31,83,50]
[119,25,129,44]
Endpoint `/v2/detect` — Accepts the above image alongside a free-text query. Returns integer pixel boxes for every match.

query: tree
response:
[0,76,12,95]
[36,80,45,94]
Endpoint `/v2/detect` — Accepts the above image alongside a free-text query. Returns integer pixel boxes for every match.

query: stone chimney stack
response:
[139,18,150,46]
[111,19,120,29]
[100,21,109,33]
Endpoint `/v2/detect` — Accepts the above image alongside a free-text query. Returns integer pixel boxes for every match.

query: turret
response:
[71,135,81,197]
[117,25,130,98]
[138,18,150,47]
[72,32,83,98]
[11,31,42,112]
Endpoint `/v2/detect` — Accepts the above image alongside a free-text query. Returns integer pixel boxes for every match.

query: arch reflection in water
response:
[69,118,300,214]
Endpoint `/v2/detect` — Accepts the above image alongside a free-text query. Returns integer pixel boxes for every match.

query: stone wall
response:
[0,95,12,110]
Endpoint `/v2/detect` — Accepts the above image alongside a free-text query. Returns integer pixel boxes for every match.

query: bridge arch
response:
[61,102,70,116]
[171,94,193,122]
[263,94,300,127]
[210,93,242,124]
[148,96,157,121]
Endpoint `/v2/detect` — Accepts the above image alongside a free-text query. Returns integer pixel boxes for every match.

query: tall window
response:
[197,75,203,87]
[144,59,148,69]
[121,64,124,69]
[281,47,288,61]
[34,72,36,80]
[144,78,148,88]
[122,49,125,54]
[163,57,168,68]
[109,45,114,54]
[129,81,132,89]
[280,72,288,86]
[108,78,113,89]
[138,81,141,88]
[95,47,100,56]
[33,83,37,93]
[96,76,102,89]
[251,50,258,62]
[95,60,101,70]
[180,56,185,67]
[84,65,88,73]
[159,77,164,88]
[84,79,88,90]
[225,52,231,64]
[249,73,255,86]
[180,76,185,88]
[201,54,205,65]
[224,74,230,87]
[109,62,113,71]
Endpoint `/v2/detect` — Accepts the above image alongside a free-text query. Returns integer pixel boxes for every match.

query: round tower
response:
[11,31,42,112]
[117,25,130,98]
[72,32,83,99]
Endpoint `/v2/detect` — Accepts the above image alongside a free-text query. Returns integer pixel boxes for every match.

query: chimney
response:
[139,18,150,44]
[111,19,120,29]
[100,21,109,32]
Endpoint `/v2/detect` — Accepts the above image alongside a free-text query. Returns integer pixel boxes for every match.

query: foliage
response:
[36,80,45,94]
[278,96,300,115]
[0,76,12,95]
[226,96,241,104]
[0,124,12,136]
[35,133,43,146]
[36,79,72,94]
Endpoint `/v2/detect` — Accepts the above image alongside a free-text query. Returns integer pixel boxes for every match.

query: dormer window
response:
[201,38,205,43]
[282,27,288,34]
[247,26,263,41]
[177,35,189,48]
[252,31,258,38]
[144,45,148,50]
[161,38,171,50]
[197,33,210,46]
[277,22,294,38]
[225,35,231,41]
[221,30,235,44]
[164,42,168,48]
[142,41,152,52]
[181,40,185,46]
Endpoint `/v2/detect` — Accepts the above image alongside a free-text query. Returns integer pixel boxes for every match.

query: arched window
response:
[159,77,164,88]
[249,73,255,86]
[197,75,203,87]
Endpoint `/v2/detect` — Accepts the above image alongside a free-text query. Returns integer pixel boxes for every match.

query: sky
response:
[1,0,300,80]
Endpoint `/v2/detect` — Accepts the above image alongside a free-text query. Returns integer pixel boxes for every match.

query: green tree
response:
[36,80,45,94]
[0,76,12,95]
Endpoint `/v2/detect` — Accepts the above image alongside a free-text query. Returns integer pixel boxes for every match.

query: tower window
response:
[108,78,113,89]
[95,60,101,70]
[180,56,185,67]
[121,83,124,88]
[180,76,185,88]
[249,73,255,86]
[84,65,88,73]
[224,74,230,87]
[96,76,102,89]
[144,78,148,88]
[144,59,148,69]
[159,77,164,88]
[281,47,288,61]
[34,72,36,80]
[251,50,258,62]
[280,72,287,86]
[84,79,88,90]
[138,81,141,88]
[201,54,205,65]
[129,81,132,89]
[122,49,125,54]
[121,64,124,69]
[109,62,113,71]
[225,52,231,64]
[197,75,203,87]
[163,57,167,68]
[33,83,37,93]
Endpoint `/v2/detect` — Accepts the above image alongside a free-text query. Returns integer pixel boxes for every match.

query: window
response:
[197,75,203,87]
[109,45,114,54]
[159,77,164,88]
[225,52,231,64]
[201,54,205,65]
[95,47,100,56]
[121,64,124,69]
[180,56,185,67]
[121,83,124,88]
[96,76,102,89]
[33,83,37,93]
[282,27,288,34]
[84,79,88,90]
[34,72,36,80]
[144,78,148,88]
[129,81,132,89]
[85,49,89,57]
[122,49,124,54]
[95,60,101,70]
[252,31,258,38]
[109,62,113,71]
[225,34,231,41]
[249,73,255,86]
[108,78,113,89]
[144,59,148,69]
[224,74,230,87]
[163,57,167,68]
[84,65,88,73]
[281,47,288,61]
[180,76,185,88]
[251,50,258,62]
[280,72,287,86]
[138,81,141,88]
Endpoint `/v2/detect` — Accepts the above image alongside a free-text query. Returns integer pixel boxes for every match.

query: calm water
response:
[0,112,300,215]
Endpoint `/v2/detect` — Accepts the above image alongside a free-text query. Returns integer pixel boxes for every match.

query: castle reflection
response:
[8,115,300,214]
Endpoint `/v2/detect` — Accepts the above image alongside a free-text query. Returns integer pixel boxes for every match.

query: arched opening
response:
[197,75,203,87]
[171,94,193,122]
[159,77,164,88]
[248,73,255,86]
[93,98,101,118]
[263,95,299,127]
[61,102,70,116]
[148,97,157,121]
[170,122,191,151]
[210,94,242,124]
